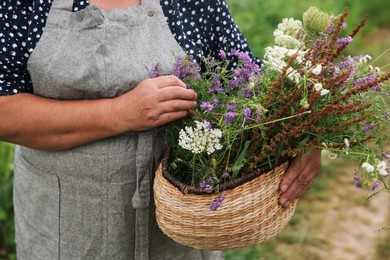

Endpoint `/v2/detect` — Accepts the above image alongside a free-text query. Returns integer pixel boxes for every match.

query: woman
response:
[0,0,321,259]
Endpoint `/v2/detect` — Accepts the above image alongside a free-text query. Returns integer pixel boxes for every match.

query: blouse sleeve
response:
[206,0,262,66]
[0,2,36,96]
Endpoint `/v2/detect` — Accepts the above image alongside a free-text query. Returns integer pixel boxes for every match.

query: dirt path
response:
[310,161,390,260]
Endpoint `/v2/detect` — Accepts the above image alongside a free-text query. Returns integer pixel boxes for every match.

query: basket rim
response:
[161,145,291,195]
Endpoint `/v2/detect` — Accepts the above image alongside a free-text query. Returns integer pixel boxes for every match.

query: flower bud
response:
[303,7,333,34]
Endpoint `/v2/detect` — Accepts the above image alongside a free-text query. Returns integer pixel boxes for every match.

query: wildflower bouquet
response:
[153,7,390,250]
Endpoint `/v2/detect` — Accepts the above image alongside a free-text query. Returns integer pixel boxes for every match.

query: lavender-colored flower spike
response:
[354,169,362,189]
[361,124,375,131]
[371,180,380,191]
[149,64,162,78]
[210,193,225,211]
[336,36,353,46]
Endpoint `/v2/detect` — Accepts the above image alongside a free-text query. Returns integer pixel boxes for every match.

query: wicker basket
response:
[153,151,298,250]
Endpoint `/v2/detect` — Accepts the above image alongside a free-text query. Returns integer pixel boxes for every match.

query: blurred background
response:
[1,0,389,259]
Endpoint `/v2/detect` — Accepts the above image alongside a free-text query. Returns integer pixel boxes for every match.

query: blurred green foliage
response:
[226,0,390,69]
[0,142,15,259]
[1,0,389,258]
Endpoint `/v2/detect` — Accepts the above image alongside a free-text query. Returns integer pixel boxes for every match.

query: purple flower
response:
[243,107,252,119]
[203,119,212,131]
[336,36,353,46]
[369,85,381,91]
[210,193,225,211]
[199,177,214,193]
[149,64,162,78]
[218,50,226,60]
[208,74,223,94]
[226,102,236,112]
[242,87,253,98]
[172,55,201,81]
[354,72,376,86]
[230,48,252,64]
[384,153,390,160]
[172,56,184,77]
[228,77,246,90]
[371,180,380,191]
[255,109,263,120]
[326,23,335,34]
[234,67,251,81]
[212,97,219,108]
[338,56,354,69]
[200,101,213,112]
[354,170,362,189]
[361,124,375,131]
[224,111,236,125]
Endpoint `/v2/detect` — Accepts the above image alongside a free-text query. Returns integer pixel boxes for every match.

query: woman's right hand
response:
[111,75,197,132]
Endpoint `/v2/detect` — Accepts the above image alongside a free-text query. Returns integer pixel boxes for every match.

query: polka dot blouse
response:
[0,0,260,96]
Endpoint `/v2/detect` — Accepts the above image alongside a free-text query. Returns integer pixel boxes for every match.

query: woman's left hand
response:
[279,150,322,207]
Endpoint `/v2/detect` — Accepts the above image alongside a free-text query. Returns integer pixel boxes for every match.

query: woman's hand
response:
[279,150,322,207]
[111,75,197,132]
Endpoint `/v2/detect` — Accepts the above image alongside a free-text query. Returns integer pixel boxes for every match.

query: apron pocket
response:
[13,153,60,259]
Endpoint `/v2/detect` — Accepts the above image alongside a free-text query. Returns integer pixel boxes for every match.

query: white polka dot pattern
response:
[0,0,260,95]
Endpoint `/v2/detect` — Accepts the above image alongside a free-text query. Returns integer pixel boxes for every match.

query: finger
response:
[279,155,304,193]
[279,150,321,207]
[154,75,187,89]
[158,87,198,102]
[151,110,190,128]
[279,167,317,207]
[157,99,197,114]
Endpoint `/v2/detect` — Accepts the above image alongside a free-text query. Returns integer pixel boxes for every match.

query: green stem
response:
[191,154,196,186]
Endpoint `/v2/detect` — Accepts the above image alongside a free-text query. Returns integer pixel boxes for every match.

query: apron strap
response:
[51,0,75,11]
[141,0,162,9]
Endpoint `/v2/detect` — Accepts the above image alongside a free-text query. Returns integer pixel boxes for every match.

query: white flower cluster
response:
[274,18,303,49]
[361,161,389,176]
[264,18,307,83]
[178,121,223,155]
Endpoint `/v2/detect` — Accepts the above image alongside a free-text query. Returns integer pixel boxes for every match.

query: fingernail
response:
[284,201,291,207]
[279,197,287,205]
[281,185,288,192]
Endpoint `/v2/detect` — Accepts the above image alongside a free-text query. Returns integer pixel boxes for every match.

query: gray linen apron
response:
[13,0,224,259]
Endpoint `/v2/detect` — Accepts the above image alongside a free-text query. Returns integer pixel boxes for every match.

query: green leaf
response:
[232,140,251,178]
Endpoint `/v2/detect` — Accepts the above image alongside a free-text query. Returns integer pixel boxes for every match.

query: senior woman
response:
[0,0,321,259]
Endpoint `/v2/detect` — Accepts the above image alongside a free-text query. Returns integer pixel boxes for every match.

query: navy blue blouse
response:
[0,0,259,96]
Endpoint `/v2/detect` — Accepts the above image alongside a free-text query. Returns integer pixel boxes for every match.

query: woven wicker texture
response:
[153,162,298,250]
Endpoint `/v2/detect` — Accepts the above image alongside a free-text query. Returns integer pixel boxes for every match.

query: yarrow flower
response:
[178,121,223,155]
